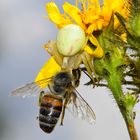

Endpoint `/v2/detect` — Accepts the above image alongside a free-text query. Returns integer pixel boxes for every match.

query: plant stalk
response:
[124,116,138,140]
[107,71,138,140]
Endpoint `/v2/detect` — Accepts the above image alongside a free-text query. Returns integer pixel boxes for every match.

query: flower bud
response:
[56,24,86,56]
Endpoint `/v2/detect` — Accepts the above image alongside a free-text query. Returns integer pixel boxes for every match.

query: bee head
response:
[53,72,72,87]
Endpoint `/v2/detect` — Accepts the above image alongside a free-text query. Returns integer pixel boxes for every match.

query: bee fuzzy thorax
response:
[50,71,72,95]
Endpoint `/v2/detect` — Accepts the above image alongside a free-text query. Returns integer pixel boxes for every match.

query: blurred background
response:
[0,0,139,140]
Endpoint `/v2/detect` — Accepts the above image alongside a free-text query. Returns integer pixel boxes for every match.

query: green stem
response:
[107,71,138,140]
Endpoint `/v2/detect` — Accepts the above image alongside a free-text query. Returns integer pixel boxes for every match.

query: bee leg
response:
[60,98,69,125]
[60,107,65,125]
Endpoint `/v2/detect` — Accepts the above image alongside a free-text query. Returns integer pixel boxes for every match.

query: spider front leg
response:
[81,51,98,84]
[43,40,63,66]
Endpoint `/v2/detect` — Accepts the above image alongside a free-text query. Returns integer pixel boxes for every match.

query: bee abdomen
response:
[39,95,63,133]
[39,113,58,133]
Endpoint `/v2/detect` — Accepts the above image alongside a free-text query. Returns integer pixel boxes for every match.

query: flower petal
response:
[120,33,127,42]
[82,8,99,24]
[102,0,131,27]
[35,57,61,88]
[84,45,95,55]
[88,35,104,58]
[86,23,96,34]
[63,2,86,30]
[89,34,99,47]
[97,19,103,30]
[91,44,104,58]
[88,0,100,11]
[46,2,60,14]
[84,44,104,58]
[46,2,72,28]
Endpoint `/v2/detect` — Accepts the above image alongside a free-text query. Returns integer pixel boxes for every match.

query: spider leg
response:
[43,43,53,55]
[81,51,99,84]
[62,53,82,70]
[43,40,63,66]
[81,51,96,83]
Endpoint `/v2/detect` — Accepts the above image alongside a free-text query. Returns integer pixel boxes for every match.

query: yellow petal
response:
[120,33,127,42]
[88,0,100,11]
[86,23,96,34]
[89,34,99,47]
[88,35,104,58]
[97,19,103,30]
[46,2,60,14]
[101,6,112,23]
[82,8,99,24]
[35,57,61,88]
[84,45,95,55]
[91,45,104,58]
[46,2,72,28]
[102,0,131,28]
[62,2,86,30]
[84,44,104,58]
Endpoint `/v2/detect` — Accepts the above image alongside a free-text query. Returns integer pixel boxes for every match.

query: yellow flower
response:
[102,0,131,28]
[46,0,131,56]
[35,0,131,85]
[46,2,72,28]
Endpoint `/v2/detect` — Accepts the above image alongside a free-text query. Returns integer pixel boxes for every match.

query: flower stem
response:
[124,117,138,140]
[107,71,138,140]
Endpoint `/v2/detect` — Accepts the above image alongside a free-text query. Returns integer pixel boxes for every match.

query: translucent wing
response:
[67,89,96,124]
[11,78,52,98]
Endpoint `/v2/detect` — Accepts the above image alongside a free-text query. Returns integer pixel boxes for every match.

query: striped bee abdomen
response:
[39,94,63,133]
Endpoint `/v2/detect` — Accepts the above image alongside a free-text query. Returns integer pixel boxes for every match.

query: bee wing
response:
[67,89,96,124]
[11,78,52,98]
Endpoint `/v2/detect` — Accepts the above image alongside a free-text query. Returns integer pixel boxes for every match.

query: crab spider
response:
[43,40,97,83]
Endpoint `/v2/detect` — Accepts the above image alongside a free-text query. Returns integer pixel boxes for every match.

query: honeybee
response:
[12,69,96,133]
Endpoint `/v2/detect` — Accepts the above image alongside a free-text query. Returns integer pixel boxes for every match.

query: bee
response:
[12,69,96,133]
